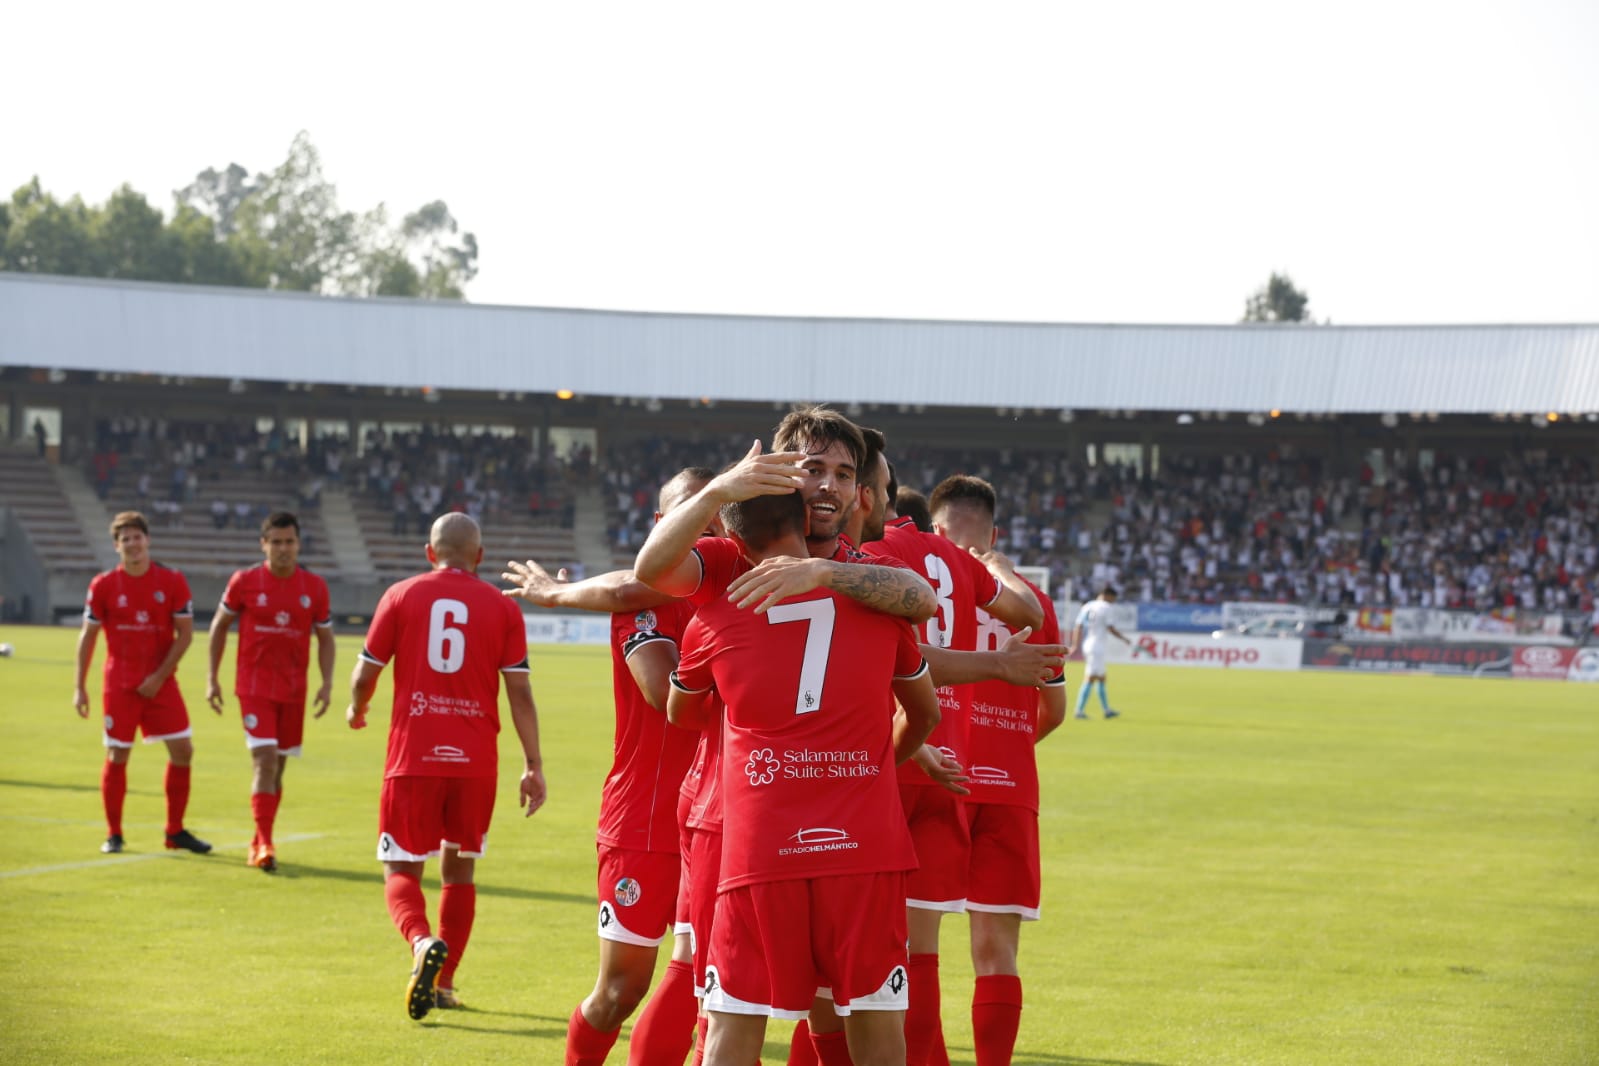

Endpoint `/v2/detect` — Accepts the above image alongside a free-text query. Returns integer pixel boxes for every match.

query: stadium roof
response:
[4,273,1597,416]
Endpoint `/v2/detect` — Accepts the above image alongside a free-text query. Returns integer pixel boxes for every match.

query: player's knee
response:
[586,968,650,1027]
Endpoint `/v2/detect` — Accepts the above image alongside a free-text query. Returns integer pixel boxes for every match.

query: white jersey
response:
[1074,599,1117,646]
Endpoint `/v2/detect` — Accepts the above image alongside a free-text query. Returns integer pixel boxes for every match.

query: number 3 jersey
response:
[672,586,927,892]
[360,567,531,779]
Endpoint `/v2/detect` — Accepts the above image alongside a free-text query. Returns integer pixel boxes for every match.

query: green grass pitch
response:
[1,622,1595,1065]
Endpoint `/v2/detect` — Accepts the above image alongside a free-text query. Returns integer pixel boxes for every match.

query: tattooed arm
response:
[725,556,936,622]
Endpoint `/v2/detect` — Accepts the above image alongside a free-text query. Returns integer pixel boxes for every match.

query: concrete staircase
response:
[571,483,617,577]
[318,487,377,582]
[51,460,118,571]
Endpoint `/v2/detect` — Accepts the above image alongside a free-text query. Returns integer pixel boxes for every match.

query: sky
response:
[8,1,1598,325]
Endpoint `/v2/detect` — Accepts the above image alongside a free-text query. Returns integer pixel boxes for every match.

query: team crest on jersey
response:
[299,594,311,608]
[243,713,258,729]
[153,590,165,603]
[257,593,269,606]
[614,877,642,907]
[275,611,290,626]
[634,610,658,633]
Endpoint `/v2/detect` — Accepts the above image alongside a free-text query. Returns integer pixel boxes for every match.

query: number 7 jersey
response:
[360,566,531,779]
[672,586,927,892]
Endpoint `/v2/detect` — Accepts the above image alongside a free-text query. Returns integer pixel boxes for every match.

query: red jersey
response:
[219,564,332,702]
[680,702,726,834]
[597,601,702,853]
[965,580,1065,812]
[673,586,927,891]
[85,564,194,692]
[360,567,530,780]
[865,517,1001,786]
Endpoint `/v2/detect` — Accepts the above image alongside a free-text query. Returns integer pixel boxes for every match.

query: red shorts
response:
[239,696,307,755]
[899,784,970,911]
[377,775,497,862]
[705,872,910,1019]
[965,803,1041,919]
[688,827,723,993]
[102,681,190,748]
[674,824,694,933]
[595,844,680,946]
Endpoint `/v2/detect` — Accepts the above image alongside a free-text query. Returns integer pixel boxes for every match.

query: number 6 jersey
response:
[360,566,531,780]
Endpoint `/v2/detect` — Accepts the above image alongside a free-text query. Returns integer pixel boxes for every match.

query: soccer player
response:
[667,488,942,1066]
[932,475,1069,1066]
[854,437,1046,1066]
[504,467,718,1066]
[74,511,211,855]
[347,512,547,1020]
[205,511,336,873]
[1067,587,1131,719]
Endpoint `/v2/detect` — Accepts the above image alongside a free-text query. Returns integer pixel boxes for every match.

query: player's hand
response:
[994,627,1068,687]
[73,686,90,719]
[313,682,332,718]
[969,544,1017,577]
[707,441,807,504]
[913,744,971,796]
[519,766,547,816]
[346,704,367,730]
[135,672,163,700]
[726,556,827,614]
[501,558,563,606]
[205,678,225,714]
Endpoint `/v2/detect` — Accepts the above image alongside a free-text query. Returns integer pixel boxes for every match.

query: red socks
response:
[627,959,698,1066]
[437,883,476,986]
[905,953,947,1065]
[566,1004,621,1066]
[384,871,431,947]
[971,974,1023,1066]
[163,763,191,835]
[810,1029,852,1066]
[250,790,281,846]
[788,1020,819,1065]
[101,760,127,836]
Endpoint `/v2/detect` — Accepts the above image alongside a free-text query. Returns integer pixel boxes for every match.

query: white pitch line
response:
[0,833,324,880]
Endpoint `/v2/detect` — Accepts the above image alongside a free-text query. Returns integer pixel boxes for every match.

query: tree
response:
[1243,272,1311,323]
[5,133,478,300]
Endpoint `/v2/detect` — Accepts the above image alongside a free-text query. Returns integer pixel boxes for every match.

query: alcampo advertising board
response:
[1102,632,1304,671]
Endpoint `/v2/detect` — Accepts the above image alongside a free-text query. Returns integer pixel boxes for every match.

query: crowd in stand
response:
[72,417,1599,626]
[604,438,1599,622]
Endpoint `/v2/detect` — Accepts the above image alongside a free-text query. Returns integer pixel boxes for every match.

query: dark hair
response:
[860,426,887,493]
[109,511,149,539]
[928,474,998,520]
[720,490,807,552]
[885,460,900,503]
[772,405,866,472]
[1100,586,1120,599]
[895,488,933,533]
[260,511,300,537]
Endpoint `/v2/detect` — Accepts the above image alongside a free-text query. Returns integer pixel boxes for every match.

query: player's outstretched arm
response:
[73,619,100,718]
[312,624,336,717]
[921,629,1068,689]
[502,560,674,613]
[204,607,236,713]
[811,561,936,623]
[890,670,941,764]
[505,674,546,817]
[346,658,383,730]
[635,441,806,596]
